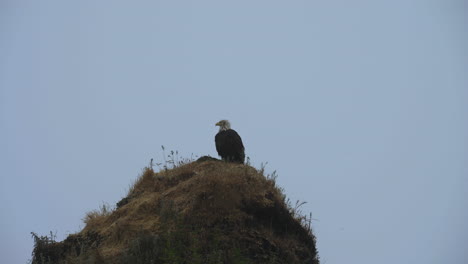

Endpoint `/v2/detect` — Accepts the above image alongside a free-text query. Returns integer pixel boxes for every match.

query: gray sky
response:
[1,1,467,263]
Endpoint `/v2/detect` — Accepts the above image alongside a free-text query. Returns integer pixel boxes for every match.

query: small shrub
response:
[30,232,59,264]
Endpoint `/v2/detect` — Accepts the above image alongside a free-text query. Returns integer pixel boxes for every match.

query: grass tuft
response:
[82,203,113,230]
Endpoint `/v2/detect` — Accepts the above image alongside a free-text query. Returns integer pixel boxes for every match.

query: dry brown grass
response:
[82,203,113,231]
[32,160,319,264]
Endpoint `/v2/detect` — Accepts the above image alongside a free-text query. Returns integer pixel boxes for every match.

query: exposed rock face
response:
[32,161,319,264]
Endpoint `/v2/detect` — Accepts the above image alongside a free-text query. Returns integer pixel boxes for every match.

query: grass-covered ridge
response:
[31,159,319,264]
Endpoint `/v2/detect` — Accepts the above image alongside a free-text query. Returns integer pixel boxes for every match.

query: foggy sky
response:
[1,1,467,263]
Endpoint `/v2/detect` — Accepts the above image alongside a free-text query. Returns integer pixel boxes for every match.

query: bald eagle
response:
[215,120,245,163]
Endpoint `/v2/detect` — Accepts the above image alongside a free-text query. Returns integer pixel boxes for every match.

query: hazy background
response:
[1,1,467,263]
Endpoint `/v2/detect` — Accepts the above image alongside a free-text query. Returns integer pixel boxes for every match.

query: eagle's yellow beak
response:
[215,122,220,126]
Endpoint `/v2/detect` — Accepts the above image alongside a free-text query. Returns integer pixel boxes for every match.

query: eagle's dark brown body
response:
[215,128,245,163]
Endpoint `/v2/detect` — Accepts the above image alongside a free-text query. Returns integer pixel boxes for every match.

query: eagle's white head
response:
[215,120,231,132]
